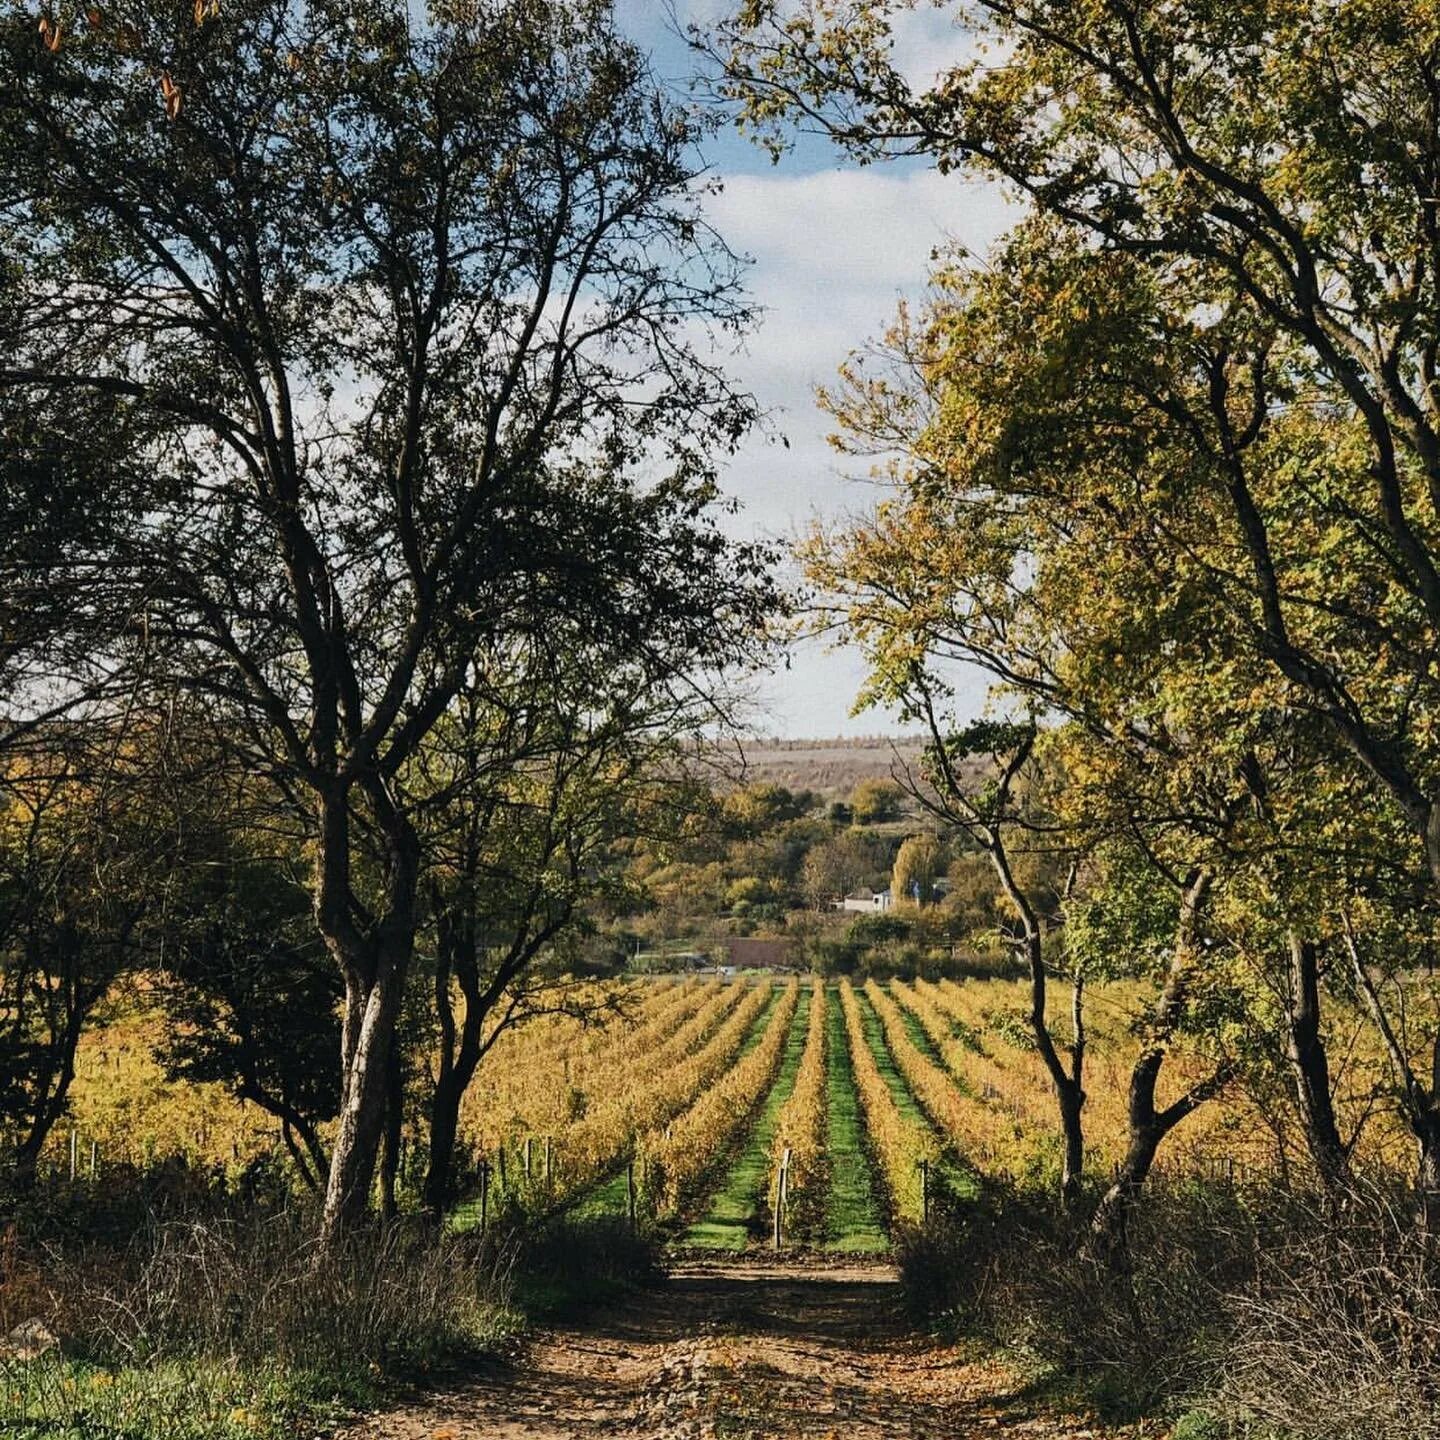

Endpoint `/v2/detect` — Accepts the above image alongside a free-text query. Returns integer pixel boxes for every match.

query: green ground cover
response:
[821,985,889,1254]
[854,988,973,1203]
[681,988,811,1250]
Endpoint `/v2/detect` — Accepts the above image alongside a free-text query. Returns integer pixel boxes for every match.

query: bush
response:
[899,1176,1440,1432]
[501,1213,660,1317]
[0,1172,517,1438]
[1216,1187,1440,1440]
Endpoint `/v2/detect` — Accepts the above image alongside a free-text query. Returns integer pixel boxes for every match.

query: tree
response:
[800,828,886,907]
[716,0,1440,1070]
[0,728,161,1181]
[795,235,1318,1224]
[1,0,774,1239]
[803,209,1434,1212]
[915,723,1089,1205]
[849,778,903,825]
[156,830,340,1193]
[891,834,942,906]
[412,662,699,1219]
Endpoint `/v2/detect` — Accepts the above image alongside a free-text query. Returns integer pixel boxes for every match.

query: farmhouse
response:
[837,888,895,914]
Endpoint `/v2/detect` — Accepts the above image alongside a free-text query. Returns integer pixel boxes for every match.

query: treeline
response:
[0,0,778,1248]
[625,774,1050,975]
[712,1,1440,1431]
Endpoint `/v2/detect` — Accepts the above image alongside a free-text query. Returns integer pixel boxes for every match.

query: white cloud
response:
[685,163,1010,734]
[702,164,1012,520]
[887,4,989,90]
[710,165,1011,291]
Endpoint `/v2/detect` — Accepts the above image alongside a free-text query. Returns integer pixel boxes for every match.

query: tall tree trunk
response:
[317,789,420,1245]
[321,959,410,1241]
[422,1070,466,1220]
[1056,1076,1085,1207]
[1284,931,1350,1193]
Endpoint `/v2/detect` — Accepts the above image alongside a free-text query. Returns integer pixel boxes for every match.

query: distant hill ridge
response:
[736,735,926,797]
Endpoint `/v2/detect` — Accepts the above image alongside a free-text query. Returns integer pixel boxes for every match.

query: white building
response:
[838,888,894,914]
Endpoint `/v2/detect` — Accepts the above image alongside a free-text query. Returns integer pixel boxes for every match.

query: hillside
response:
[736,736,926,797]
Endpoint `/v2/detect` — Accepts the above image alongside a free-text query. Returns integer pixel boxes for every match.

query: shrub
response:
[0,1172,517,1438]
[899,1176,1440,1428]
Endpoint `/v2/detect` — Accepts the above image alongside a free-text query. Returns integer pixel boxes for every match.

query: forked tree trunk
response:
[321,960,411,1241]
[12,1012,83,1187]
[420,870,567,1221]
[985,827,1086,1206]
[1089,868,1226,1265]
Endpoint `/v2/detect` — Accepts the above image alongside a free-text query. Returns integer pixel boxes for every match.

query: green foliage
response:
[1065,846,1182,984]
[849,779,904,825]
[722,784,816,835]
[156,841,340,1181]
[892,833,944,906]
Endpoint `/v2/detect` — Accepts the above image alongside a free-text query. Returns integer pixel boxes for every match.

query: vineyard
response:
[48,971,1419,1250]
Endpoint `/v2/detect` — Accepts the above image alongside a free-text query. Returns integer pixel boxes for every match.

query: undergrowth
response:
[0,1166,657,1438]
[900,1175,1440,1439]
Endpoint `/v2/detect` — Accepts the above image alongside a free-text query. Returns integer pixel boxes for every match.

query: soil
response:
[337,1259,1163,1439]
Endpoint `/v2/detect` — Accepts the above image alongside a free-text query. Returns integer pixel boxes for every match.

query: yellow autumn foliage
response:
[771,976,827,1240]
[643,979,799,1216]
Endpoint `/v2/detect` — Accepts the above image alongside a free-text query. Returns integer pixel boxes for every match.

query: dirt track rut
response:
[339,1260,1151,1439]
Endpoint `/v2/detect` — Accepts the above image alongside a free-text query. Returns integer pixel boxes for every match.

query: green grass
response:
[893,989,983,1098]
[0,1354,400,1440]
[682,988,811,1250]
[896,1001,946,1066]
[855,987,974,1203]
[822,984,889,1254]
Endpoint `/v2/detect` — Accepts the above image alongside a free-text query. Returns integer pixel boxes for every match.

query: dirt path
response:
[339,1260,1157,1440]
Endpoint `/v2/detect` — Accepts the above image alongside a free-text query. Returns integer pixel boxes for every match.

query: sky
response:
[613,1,1012,738]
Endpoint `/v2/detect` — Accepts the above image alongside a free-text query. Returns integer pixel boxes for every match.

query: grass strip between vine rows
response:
[682,984,812,1250]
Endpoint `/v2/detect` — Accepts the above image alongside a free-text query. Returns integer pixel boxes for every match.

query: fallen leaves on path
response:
[337,1259,1164,1440]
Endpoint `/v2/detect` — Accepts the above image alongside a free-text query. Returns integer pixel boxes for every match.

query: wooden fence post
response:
[69,1130,78,1183]
[524,1136,533,1180]
[626,1157,637,1233]
[479,1159,490,1236]
[773,1147,792,1251]
[89,1140,97,1181]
